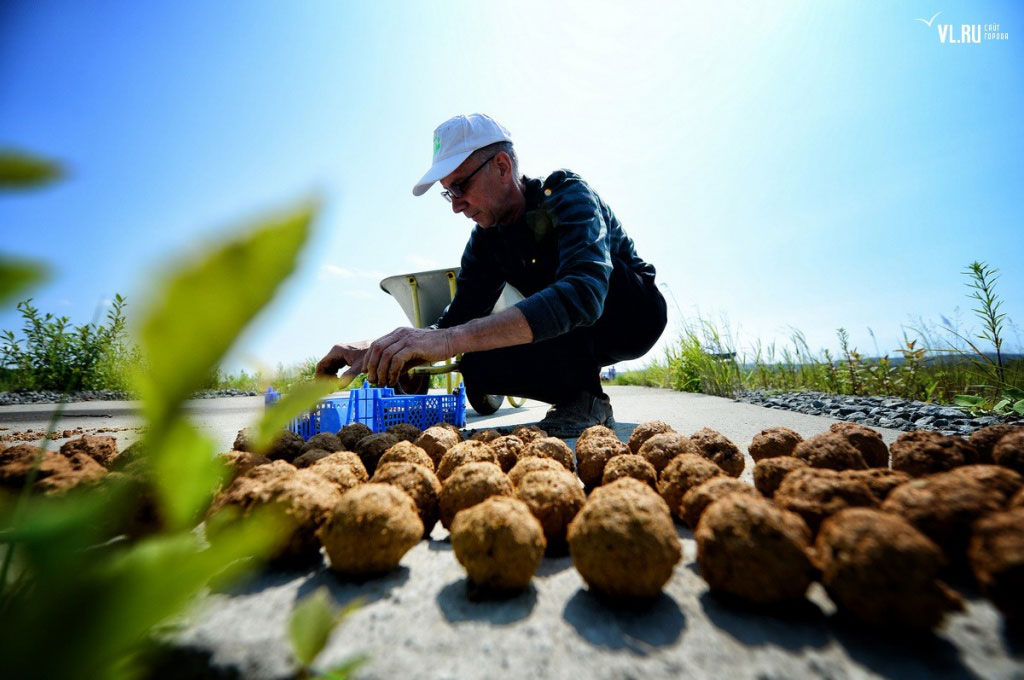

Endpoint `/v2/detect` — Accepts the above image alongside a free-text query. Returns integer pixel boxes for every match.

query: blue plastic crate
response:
[266,385,465,440]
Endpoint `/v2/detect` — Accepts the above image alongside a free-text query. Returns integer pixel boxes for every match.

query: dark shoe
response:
[537,391,614,438]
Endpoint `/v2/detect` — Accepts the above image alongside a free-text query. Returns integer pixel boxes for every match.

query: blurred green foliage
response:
[0,196,359,679]
[0,149,63,189]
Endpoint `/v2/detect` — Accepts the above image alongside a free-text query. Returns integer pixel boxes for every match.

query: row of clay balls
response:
[214,420,1024,627]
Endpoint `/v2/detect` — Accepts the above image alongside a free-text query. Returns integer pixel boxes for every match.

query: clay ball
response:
[59,434,119,467]
[265,430,305,463]
[385,423,422,444]
[354,433,399,477]
[508,457,566,488]
[300,432,343,455]
[450,496,546,593]
[378,440,435,472]
[657,453,725,521]
[469,429,502,443]
[568,478,681,599]
[488,435,524,473]
[681,477,759,530]
[309,451,368,494]
[793,433,867,471]
[638,432,698,475]
[748,426,803,462]
[577,435,629,489]
[946,464,1023,505]
[511,424,547,444]
[773,467,878,533]
[601,454,657,489]
[292,448,332,468]
[516,469,586,551]
[628,420,676,455]
[218,450,271,481]
[371,461,441,538]
[436,440,499,482]
[890,430,972,477]
[844,468,911,502]
[439,462,513,529]
[689,428,745,477]
[753,456,809,498]
[337,423,373,451]
[520,436,575,472]
[414,426,460,468]
[993,429,1024,475]
[319,483,423,575]
[696,494,815,604]
[815,508,963,628]
[828,422,889,468]
[578,424,616,445]
[968,424,1023,464]
[968,507,1024,619]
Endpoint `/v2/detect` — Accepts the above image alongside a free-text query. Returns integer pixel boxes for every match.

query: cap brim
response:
[412,150,474,196]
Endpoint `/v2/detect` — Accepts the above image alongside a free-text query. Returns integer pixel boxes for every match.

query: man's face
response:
[440,153,504,229]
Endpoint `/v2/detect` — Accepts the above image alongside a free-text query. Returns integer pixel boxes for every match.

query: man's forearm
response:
[446,306,533,355]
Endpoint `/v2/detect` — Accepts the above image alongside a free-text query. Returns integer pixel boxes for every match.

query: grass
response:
[614,261,1024,416]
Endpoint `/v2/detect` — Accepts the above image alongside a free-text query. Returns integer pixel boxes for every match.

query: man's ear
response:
[493,151,513,178]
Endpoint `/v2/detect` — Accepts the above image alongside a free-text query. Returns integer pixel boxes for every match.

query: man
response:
[316,113,666,437]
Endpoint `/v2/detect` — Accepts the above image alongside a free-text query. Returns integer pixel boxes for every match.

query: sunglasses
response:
[441,153,497,202]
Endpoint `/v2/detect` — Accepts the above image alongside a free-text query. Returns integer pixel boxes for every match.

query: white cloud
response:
[318,264,385,282]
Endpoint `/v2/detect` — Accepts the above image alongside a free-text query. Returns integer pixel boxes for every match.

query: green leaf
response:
[252,378,339,452]
[1012,400,1024,416]
[289,587,338,667]
[953,395,983,407]
[992,398,1010,413]
[149,421,227,530]
[0,150,63,189]
[318,655,370,679]
[0,257,48,308]
[135,200,317,433]
[1003,387,1024,401]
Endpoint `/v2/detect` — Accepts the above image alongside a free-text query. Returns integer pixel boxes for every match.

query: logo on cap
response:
[433,133,441,158]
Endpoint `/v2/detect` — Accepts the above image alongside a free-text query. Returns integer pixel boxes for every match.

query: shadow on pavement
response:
[535,554,573,578]
[436,578,538,624]
[563,588,685,654]
[298,565,412,610]
[698,591,829,651]
[427,536,452,552]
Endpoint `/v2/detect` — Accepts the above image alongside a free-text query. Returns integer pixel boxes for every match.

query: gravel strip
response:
[734,389,1023,437]
[0,388,259,406]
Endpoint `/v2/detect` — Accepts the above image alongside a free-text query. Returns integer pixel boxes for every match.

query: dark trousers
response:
[459,260,668,405]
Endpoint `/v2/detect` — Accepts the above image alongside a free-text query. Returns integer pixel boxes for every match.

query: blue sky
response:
[2,1,1022,375]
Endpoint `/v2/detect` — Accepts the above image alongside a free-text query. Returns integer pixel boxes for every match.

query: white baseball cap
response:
[412,113,513,196]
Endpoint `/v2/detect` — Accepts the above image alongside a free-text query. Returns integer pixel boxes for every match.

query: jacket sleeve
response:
[514,173,613,341]
[434,228,506,329]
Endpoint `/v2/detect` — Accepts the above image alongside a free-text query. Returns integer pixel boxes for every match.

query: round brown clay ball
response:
[515,469,586,552]
[890,430,972,477]
[218,450,270,481]
[265,430,305,463]
[748,426,803,462]
[657,453,725,521]
[968,507,1024,619]
[436,440,499,482]
[512,424,547,444]
[232,427,255,452]
[439,461,513,529]
[690,428,745,477]
[1012,488,1024,509]
[993,430,1024,475]
[488,435,524,473]
[568,478,681,599]
[292,448,333,468]
[844,468,911,502]
[385,423,422,444]
[319,483,423,575]
[434,422,464,442]
[469,429,501,443]
[577,436,629,489]
[681,477,759,530]
[695,494,815,604]
[520,436,575,473]
[300,432,343,455]
[450,496,546,593]
[638,432,698,475]
[628,420,676,455]
[793,433,867,471]
[773,467,878,533]
[309,451,368,494]
[882,472,1003,568]
[508,457,566,488]
[338,423,373,451]
[371,461,442,538]
[946,464,1023,506]
[815,508,963,628]
[354,433,399,477]
[208,468,343,566]
[828,422,889,468]
[969,424,1023,465]
[601,454,657,489]
[378,440,435,472]
[578,424,616,445]
[414,425,460,468]
[753,456,809,498]
[244,459,299,483]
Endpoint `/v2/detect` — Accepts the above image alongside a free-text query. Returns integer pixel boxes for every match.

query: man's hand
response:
[364,327,455,387]
[315,341,370,388]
